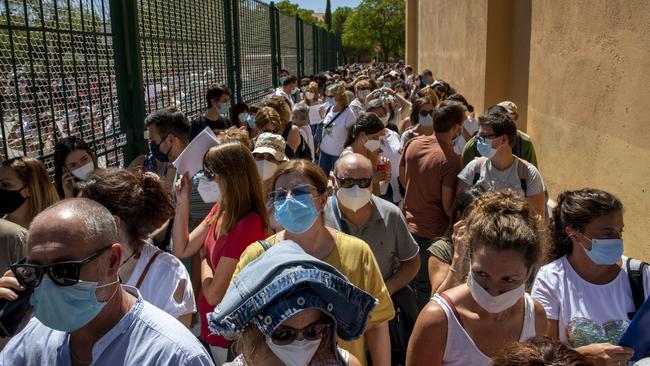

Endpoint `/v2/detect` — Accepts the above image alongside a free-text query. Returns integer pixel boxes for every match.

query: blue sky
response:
[262,0,362,12]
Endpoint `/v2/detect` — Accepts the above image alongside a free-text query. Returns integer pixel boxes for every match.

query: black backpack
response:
[626,257,648,320]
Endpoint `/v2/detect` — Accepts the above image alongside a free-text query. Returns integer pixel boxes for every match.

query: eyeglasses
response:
[203,168,217,180]
[270,322,331,346]
[477,134,497,144]
[419,110,433,117]
[11,246,112,288]
[268,184,318,202]
[336,177,372,189]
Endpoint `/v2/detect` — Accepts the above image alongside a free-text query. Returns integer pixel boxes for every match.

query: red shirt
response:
[199,204,266,347]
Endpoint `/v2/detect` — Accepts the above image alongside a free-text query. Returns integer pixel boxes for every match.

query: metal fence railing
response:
[1,0,342,169]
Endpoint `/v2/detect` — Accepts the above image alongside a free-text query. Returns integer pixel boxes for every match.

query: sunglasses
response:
[419,109,433,117]
[11,246,112,288]
[268,184,317,202]
[270,322,331,346]
[358,87,369,91]
[336,177,372,189]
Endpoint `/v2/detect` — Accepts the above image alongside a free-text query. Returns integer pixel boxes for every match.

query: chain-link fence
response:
[1,0,342,170]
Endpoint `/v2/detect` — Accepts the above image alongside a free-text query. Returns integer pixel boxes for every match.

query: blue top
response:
[0,286,214,366]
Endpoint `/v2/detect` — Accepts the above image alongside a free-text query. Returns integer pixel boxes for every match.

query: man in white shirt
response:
[273,75,298,110]
[1,199,213,365]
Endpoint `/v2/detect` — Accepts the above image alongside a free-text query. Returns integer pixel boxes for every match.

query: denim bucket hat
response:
[207,240,378,341]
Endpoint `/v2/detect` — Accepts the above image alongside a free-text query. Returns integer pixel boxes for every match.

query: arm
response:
[172,174,211,258]
[441,185,456,218]
[405,301,446,366]
[533,299,548,336]
[429,256,462,294]
[431,222,469,294]
[365,322,391,366]
[201,255,240,306]
[528,192,546,219]
[385,255,420,295]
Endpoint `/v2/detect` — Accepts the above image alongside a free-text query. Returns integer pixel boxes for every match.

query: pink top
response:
[199,204,266,347]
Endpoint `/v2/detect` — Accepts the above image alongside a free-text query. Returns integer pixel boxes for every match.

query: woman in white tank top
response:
[406,191,548,366]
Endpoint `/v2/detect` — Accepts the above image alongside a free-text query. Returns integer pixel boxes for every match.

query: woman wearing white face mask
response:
[407,190,548,366]
[53,135,99,198]
[400,97,436,148]
[342,113,388,196]
[172,142,269,364]
[532,189,640,365]
[252,133,288,195]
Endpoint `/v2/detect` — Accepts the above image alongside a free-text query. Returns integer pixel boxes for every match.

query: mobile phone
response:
[0,288,33,337]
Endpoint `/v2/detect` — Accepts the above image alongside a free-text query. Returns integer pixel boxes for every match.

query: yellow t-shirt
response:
[232,231,395,366]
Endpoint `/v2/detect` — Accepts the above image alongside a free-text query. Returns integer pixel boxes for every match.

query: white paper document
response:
[172,127,219,177]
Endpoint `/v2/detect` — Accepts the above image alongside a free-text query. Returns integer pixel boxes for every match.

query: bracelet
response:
[449,267,458,274]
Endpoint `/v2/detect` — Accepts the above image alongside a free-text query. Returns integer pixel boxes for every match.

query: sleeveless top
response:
[282,122,312,160]
[432,293,537,366]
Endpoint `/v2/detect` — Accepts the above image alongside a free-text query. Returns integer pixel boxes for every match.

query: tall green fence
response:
[1,0,342,170]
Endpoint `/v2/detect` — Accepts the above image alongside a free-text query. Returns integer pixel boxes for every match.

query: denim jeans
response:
[411,234,434,311]
[318,151,339,175]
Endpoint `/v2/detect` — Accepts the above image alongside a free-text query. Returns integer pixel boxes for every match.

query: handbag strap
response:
[322,107,346,130]
[135,250,163,289]
[438,293,464,327]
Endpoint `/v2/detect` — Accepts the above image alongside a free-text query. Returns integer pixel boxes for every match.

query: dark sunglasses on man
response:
[335,177,372,189]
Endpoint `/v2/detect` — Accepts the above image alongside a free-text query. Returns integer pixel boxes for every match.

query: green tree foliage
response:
[342,0,405,61]
[325,0,332,30]
[275,0,317,24]
[332,6,353,35]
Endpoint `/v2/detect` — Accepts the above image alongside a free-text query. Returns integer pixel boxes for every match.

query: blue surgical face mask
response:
[327,97,336,106]
[279,76,288,86]
[477,136,497,159]
[419,114,433,127]
[238,113,249,123]
[218,103,229,116]
[274,194,319,234]
[246,114,256,129]
[31,277,119,332]
[579,233,624,265]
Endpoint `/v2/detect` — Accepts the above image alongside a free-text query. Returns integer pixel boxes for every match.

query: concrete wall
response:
[408,0,650,260]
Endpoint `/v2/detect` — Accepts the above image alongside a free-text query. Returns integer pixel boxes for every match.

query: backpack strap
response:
[627,257,648,319]
[258,240,273,251]
[513,132,522,158]
[472,157,488,185]
[515,156,529,196]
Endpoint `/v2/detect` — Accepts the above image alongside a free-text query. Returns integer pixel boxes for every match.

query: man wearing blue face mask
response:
[274,74,298,110]
[457,112,547,218]
[1,199,213,365]
[189,84,231,141]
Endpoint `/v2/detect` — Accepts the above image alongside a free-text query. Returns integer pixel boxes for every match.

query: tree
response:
[332,6,353,35]
[342,0,405,62]
[325,0,332,31]
[275,0,317,24]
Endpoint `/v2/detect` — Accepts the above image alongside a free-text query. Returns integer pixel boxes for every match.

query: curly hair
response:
[492,336,594,366]
[549,188,623,260]
[254,106,282,132]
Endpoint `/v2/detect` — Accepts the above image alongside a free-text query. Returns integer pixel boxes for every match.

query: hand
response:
[175,173,192,207]
[576,343,634,366]
[451,221,470,268]
[0,270,24,301]
[62,171,76,198]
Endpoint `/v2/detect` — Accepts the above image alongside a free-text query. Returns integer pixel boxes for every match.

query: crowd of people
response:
[0,62,647,366]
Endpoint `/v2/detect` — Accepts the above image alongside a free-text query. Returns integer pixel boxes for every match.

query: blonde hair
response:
[219,127,251,150]
[260,95,291,129]
[254,107,282,132]
[203,143,269,233]
[2,157,60,222]
[326,83,349,108]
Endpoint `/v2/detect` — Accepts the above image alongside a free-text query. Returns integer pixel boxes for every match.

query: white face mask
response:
[256,159,278,181]
[305,91,315,100]
[265,337,321,366]
[467,270,526,314]
[364,138,381,152]
[337,185,372,212]
[70,162,95,180]
[197,176,222,203]
[358,89,369,100]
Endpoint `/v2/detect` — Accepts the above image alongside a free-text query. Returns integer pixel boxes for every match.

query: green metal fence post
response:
[296,16,303,77]
[223,0,236,101]
[230,0,243,103]
[269,2,278,87]
[110,0,147,165]
[274,6,282,73]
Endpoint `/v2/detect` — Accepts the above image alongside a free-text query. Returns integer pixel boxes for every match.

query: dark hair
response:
[432,100,465,133]
[549,188,623,260]
[439,186,486,240]
[466,190,541,269]
[409,97,434,126]
[486,104,508,115]
[492,336,594,366]
[272,160,328,195]
[229,102,249,127]
[282,75,298,87]
[205,84,230,109]
[144,106,191,142]
[445,93,474,113]
[345,112,385,147]
[77,168,173,254]
[478,112,517,146]
[279,69,289,76]
[53,135,98,198]
[421,69,433,77]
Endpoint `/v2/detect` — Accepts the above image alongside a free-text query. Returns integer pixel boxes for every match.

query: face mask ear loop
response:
[96,278,120,304]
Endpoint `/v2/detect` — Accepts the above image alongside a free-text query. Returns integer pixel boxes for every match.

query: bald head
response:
[334,153,373,179]
[28,198,118,256]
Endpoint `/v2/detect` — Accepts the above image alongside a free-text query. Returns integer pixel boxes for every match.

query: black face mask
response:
[149,135,171,163]
[0,187,27,215]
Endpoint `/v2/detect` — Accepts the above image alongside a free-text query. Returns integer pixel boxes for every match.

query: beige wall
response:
[409,0,650,260]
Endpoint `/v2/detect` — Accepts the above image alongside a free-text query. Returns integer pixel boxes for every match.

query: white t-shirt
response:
[349,98,365,118]
[273,87,294,110]
[125,244,196,318]
[458,157,545,197]
[532,255,650,347]
[308,104,323,125]
[378,130,403,203]
[319,106,357,156]
[453,116,479,155]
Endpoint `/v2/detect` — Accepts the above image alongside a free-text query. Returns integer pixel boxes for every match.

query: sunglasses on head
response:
[11,246,112,288]
[336,177,372,189]
[270,321,331,346]
[268,184,317,202]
